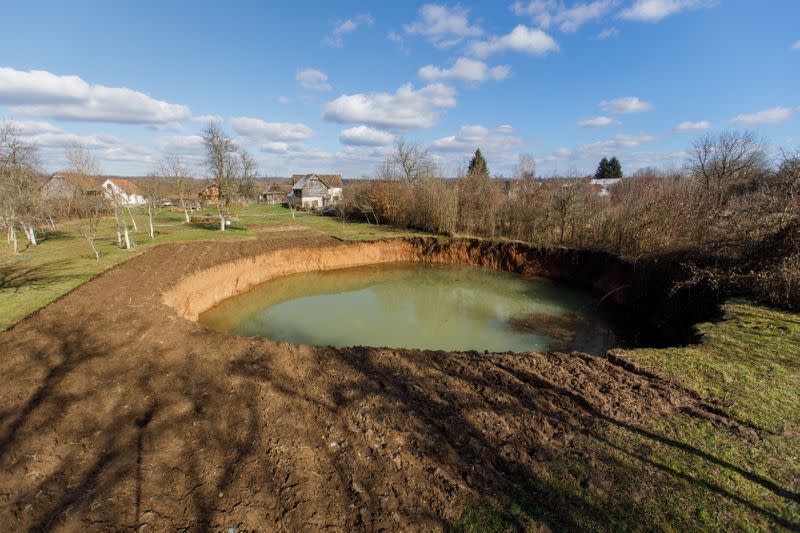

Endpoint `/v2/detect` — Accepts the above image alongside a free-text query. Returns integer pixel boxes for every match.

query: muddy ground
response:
[0,227,748,531]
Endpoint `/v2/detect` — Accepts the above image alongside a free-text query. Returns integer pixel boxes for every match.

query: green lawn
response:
[454,302,800,531]
[0,204,425,331]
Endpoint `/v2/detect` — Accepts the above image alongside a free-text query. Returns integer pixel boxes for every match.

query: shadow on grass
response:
[0,262,86,292]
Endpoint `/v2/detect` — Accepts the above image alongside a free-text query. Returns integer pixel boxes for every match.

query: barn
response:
[287,174,343,210]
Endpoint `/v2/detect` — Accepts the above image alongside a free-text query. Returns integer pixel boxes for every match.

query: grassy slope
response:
[455,302,800,531]
[0,204,424,331]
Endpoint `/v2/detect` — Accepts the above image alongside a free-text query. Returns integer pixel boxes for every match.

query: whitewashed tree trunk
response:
[10,223,18,254]
[127,206,138,232]
[181,196,190,223]
[25,225,37,245]
[147,204,155,239]
[123,220,132,249]
[113,205,123,247]
[218,203,226,231]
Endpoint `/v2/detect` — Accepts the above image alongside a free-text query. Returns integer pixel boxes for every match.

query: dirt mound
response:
[0,230,727,530]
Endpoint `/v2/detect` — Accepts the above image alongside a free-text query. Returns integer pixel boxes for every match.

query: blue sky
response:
[1,0,798,178]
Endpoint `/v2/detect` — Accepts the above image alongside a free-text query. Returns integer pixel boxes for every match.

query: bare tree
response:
[65,142,130,248]
[75,191,105,261]
[689,131,768,206]
[550,181,582,244]
[238,149,259,203]
[202,125,240,231]
[387,139,436,187]
[140,175,170,239]
[0,121,43,253]
[155,155,193,223]
[513,153,536,181]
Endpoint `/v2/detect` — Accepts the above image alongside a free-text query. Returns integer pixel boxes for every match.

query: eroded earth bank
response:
[0,227,763,530]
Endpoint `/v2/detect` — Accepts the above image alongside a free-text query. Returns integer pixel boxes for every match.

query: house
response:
[102,177,147,206]
[288,174,343,210]
[197,182,224,205]
[590,177,622,197]
[258,182,291,204]
[41,172,101,200]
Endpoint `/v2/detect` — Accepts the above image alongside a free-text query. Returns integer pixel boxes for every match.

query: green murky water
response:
[199,263,616,353]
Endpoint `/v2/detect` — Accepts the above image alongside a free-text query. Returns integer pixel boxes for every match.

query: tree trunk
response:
[113,205,123,247]
[218,203,226,231]
[26,225,37,245]
[122,218,132,249]
[181,196,190,223]
[148,204,155,239]
[10,224,18,254]
[127,206,138,232]
[89,238,100,261]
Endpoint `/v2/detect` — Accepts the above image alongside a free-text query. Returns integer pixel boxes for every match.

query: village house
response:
[288,174,343,210]
[590,177,622,197]
[258,182,291,205]
[101,177,147,206]
[41,172,101,200]
[197,182,223,206]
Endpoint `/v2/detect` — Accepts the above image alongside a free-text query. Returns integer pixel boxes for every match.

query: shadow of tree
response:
[1,314,797,531]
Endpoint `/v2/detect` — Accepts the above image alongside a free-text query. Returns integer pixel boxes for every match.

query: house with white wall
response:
[102,177,147,206]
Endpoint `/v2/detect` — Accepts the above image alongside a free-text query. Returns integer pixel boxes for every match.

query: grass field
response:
[455,301,800,531]
[0,204,424,331]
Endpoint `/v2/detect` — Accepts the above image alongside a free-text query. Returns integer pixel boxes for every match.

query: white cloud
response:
[339,125,396,146]
[261,142,291,154]
[511,1,618,32]
[277,96,292,105]
[677,120,710,131]
[467,25,559,58]
[296,68,332,91]
[731,107,793,125]
[404,4,483,48]
[418,57,510,84]
[427,124,524,173]
[324,83,457,130]
[152,135,205,156]
[323,13,374,47]
[0,67,191,124]
[793,40,800,50]
[230,116,314,141]
[600,96,654,114]
[598,27,619,38]
[146,121,184,132]
[191,114,223,125]
[430,124,522,153]
[10,120,154,169]
[578,116,620,127]
[10,119,63,136]
[551,133,657,162]
[620,0,715,22]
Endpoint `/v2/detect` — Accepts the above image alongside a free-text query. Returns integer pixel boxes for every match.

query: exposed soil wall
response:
[165,237,720,344]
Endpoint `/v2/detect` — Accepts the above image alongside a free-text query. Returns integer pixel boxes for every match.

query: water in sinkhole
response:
[199,262,618,353]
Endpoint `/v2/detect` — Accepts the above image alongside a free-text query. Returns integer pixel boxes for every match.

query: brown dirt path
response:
[0,228,712,531]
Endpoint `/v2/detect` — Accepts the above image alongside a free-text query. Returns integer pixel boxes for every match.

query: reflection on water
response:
[200,262,617,353]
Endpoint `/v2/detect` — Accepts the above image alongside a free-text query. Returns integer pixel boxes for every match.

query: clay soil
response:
[0,227,744,531]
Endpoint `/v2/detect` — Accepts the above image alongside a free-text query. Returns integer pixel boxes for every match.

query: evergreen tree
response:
[595,157,609,180]
[467,148,489,177]
[608,157,623,180]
